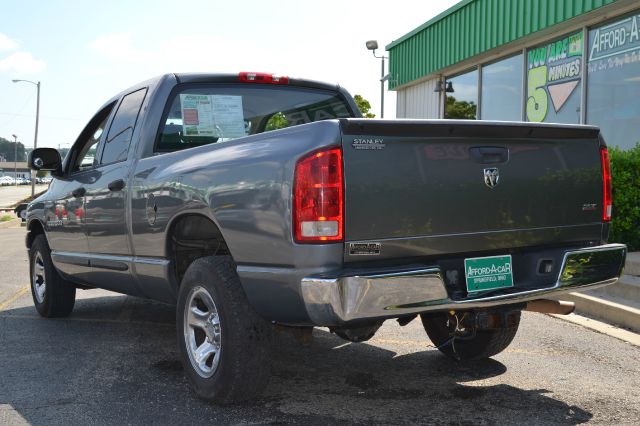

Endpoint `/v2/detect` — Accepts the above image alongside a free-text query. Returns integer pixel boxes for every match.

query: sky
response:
[0,0,459,150]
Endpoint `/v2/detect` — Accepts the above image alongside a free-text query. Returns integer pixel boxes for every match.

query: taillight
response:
[238,72,289,85]
[600,147,612,222]
[293,147,343,243]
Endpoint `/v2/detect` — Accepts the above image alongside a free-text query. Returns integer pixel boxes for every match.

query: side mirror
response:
[29,148,62,174]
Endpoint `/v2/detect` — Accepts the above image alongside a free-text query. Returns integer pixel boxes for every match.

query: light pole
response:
[365,40,387,118]
[12,79,40,196]
[12,134,18,186]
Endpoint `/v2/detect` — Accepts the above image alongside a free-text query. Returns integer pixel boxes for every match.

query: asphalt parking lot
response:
[1,224,639,425]
[0,185,48,210]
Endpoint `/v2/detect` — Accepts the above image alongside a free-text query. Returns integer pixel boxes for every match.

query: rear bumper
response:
[301,244,627,326]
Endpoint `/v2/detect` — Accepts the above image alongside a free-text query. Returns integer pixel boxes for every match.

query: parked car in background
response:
[0,176,16,186]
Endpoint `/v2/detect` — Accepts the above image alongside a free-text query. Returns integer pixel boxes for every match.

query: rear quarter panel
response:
[130,120,345,322]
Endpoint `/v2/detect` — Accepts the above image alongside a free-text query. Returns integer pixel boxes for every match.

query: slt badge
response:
[484,167,499,188]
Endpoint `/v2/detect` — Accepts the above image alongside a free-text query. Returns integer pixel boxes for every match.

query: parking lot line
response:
[0,287,29,311]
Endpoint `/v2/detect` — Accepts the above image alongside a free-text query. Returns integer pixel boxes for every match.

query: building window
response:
[587,13,640,150]
[526,31,583,124]
[445,69,478,119]
[481,54,523,121]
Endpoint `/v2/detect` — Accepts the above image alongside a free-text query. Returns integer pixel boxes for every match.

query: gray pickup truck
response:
[26,72,626,403]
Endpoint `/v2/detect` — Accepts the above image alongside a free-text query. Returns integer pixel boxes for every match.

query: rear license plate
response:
[464,255,513,293]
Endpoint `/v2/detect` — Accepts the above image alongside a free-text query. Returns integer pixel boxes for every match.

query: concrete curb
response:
[560,291,640,333]
[624,252,640,276]
[550,313,640,347]
[589,275,640,304]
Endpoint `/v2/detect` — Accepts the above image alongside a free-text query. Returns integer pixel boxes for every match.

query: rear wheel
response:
[29,234,76,317]
[421,310,520,361]
[176,256,273,404]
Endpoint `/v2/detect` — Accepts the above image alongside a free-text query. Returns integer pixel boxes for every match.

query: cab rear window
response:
[156,85,353,152]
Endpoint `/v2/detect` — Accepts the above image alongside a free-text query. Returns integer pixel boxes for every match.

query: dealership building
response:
[387,0,640,150]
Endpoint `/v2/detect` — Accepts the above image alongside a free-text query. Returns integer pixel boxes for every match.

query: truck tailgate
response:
[340,120,604,261]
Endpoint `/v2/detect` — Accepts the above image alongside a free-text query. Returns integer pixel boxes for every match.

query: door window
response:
[100,88,147,164]
[69,103,115,173]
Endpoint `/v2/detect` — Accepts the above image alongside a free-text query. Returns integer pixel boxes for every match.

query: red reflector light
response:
[600,147,612,222]
[293,147,343,243]
[238,72,289,85]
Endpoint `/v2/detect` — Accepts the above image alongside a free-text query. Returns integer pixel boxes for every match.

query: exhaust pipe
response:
[525,299,575,315]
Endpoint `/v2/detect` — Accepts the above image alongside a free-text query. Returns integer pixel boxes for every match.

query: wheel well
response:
[167,214,230,286]
[26,219,45,249]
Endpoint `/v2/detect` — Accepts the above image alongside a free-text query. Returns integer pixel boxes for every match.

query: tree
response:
[445,96,477,119]
[0,136,27,162]
[353,94,376,118]
[265,112,289,131]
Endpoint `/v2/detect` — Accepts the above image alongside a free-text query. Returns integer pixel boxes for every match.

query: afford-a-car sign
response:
[465,255,514,292]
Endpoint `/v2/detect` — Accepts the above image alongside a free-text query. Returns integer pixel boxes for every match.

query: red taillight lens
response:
[600,147,612,222]
[293,147,343,243]
[238,72,289,85]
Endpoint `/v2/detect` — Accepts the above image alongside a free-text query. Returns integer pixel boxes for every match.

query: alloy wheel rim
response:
[32,251,46,304]
[184,286,222,378]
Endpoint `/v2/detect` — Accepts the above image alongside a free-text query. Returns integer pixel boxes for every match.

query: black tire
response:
[29,234,76,317]
[420,311,520,361]
[176,256,273,404]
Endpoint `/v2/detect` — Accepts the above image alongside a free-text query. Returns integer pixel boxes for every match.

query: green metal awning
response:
[386,0,618,89]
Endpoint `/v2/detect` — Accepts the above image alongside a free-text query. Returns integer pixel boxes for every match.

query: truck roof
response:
[173,72,344,93]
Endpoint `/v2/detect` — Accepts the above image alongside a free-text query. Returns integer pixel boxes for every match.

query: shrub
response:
[609,144,640,251]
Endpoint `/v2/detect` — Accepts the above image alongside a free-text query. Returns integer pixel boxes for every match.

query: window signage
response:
[587,14,640,151]
[526,31,583,122]
[589,14,640,69]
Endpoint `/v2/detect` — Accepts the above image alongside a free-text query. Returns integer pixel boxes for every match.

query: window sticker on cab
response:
[180,94,246,138]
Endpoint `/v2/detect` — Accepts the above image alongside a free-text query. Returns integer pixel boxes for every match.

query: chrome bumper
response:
[301,244,627,326]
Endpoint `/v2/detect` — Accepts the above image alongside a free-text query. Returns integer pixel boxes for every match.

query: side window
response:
[100,88,147,165]
[70,103,115,173]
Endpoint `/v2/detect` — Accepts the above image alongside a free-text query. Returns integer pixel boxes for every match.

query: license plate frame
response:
[464,255,514,293]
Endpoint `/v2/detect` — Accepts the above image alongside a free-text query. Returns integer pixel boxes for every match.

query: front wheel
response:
[176,256,273,404]
[421,310,520,361]
[29,234,76,317]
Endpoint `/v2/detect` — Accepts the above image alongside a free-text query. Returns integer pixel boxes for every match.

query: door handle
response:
[71,187,86,198]
[108,179,125,192]
[469,146,509,164]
